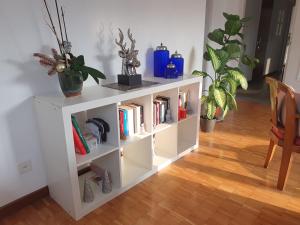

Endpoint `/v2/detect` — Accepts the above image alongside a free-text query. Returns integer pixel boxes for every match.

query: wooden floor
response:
[1,101,300,225]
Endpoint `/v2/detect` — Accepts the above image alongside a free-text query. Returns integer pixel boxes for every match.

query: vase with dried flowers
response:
[33,0,106,97]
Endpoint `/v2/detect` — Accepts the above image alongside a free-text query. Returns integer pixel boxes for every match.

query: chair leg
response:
[264,139,277,168]
[277,149,293,190]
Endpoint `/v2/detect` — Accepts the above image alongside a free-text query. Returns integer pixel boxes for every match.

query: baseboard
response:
[0,186,49,218]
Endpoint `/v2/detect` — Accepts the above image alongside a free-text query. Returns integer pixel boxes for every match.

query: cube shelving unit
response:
[34,76,202,220]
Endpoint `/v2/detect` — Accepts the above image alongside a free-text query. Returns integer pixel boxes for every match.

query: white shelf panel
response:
[78,171,118,212]
[178,140,197,155]
[178,113,197,124]
[153,151,176,170]
[121,158,151,187]
[153,122,176,134]
[120,132,151,148]
[76,144,119,167]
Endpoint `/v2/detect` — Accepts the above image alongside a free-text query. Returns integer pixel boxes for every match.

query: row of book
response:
[72,115,91,155]
[119,103,144,139]
[72,115,110,155]
[153,96,171,127]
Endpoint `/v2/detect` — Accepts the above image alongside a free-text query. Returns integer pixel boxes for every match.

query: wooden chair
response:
[264,77,300,190]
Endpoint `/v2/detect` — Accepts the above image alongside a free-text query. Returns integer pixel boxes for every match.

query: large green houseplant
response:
[193,13,258,132]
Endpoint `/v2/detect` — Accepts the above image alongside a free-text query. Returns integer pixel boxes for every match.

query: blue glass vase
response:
[165,62,178,79]
[171,51,184,76]
[154,43,169,77]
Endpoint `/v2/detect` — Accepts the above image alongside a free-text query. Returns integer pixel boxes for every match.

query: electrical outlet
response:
[18,160,32,174]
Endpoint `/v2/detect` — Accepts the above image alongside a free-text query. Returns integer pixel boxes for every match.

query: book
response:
[130,104,141,134]
[72,125,86,155]
[72,115,90,154]
[119,109,128,137]
[155,99,167,123]
[155,101,160,125]
[153,103,156,128]
[119,105,134,136]
[119,110,125,139]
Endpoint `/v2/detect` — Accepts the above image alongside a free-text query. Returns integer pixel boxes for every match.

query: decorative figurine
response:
[115,28,142,86]
[83,178,94,203]
[186,91,193,114]
[102,169,112,193]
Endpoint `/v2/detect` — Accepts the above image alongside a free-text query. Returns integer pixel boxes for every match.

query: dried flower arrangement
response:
[33,0,106,97]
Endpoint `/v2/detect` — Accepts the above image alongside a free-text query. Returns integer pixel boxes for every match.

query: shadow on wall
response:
[187,46,196,74]
[96,24,118,84]
[3,45,60,183]
[143,47,154,77]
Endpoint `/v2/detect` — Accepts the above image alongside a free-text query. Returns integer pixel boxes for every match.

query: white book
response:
[129,104,141,134]
[119,105,134,136]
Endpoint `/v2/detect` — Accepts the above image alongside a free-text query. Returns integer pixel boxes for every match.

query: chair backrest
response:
[266,77,297,145]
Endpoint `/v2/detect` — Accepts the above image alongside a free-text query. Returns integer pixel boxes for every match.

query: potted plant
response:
[33,0,105,97]
[193,13,258,132]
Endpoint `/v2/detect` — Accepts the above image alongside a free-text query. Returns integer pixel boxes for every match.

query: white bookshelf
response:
[34,76,202,220]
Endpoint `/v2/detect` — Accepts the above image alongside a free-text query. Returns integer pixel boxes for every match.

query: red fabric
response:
[271,127,300,146]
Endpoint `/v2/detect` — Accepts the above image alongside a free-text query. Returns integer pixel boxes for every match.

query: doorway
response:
[252,0,295,82]
[237,0,296,104]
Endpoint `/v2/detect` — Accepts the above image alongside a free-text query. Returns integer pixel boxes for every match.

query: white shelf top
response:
[34,75,202,113]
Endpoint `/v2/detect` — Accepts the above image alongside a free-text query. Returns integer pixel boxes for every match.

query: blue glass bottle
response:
[165,62,178,79]
[171,51,184,76]
[154,43,169,77]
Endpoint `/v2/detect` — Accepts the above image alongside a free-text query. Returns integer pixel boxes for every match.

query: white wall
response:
[242,0,262,80]
[0,0,207,206]
[284,1,300,92]
[203,0,246,90]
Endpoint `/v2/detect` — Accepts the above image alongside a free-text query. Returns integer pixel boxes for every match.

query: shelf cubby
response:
[78,150,121,211]
[178,115,198,155]
[119,94,153,147]
[73,103,120,167]
[153,88,179,133]
[121,136,152,187]
[178,82,200,121]
[153,124,178,170]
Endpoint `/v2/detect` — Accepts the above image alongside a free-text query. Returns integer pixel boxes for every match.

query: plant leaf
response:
[223,13,240,21]
[225,89,238,110]
[201,96,208,104]
[226,77,238,94]
[223,105,229,118]
[225,20,242,36]
[207,44,221,72]
[227,69,248,90]
[214,88,227,109]
[81,66,106,84]
[204,51,211,61]
[208,29,225,45]
[226,40,244,46]
[241,17,251,23]
[192,70,209,77]
[224,43,241,59]
[74,55,85,66]
[207,100,217,120]
[209,85,215,99]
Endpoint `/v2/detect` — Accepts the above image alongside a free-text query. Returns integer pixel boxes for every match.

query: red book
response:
[72,125,86,155]
[119,110,125,138]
